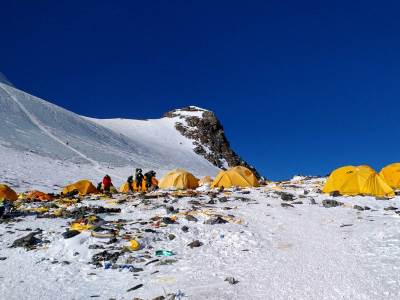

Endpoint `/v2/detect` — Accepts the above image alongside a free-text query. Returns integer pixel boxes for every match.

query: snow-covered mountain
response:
[0,75,257,191]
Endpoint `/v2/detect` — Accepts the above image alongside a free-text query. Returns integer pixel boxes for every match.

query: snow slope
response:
[0,82,219,191]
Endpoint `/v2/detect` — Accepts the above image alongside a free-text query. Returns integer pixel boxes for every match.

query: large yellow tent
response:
[211,166,259,188]
[322,165,394,197]
[158,169,199,190]
[380,163,400,189]
[62,179,98,196]
[0,184,18,201]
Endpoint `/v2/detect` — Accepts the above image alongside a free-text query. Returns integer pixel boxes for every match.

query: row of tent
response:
[3,164,400,201]
[323,163,400,198]
[62,166,259,196]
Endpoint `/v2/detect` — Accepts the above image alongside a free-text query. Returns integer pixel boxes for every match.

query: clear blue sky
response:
[1,0,399,180]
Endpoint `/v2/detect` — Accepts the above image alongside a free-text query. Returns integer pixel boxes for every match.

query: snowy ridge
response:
[0,83,219,191]
[0,72,13,86]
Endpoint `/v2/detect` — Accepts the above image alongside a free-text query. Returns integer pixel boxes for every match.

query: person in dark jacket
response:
[127,175,134,192]
[135,169,144,191]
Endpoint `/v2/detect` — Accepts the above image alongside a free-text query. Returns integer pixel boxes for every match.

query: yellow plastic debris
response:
[70,223,93,232]
[129,239,140,251]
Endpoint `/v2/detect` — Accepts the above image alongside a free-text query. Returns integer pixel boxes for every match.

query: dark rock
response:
[165,107,261,178]
[11,232,42,250]
[181,226,189,232]
[219,197,228,203]
[204,216,228,225]
[322,199,343,208]
[225,277,239,284]
[91,251,121,267]
[330,191,341,197]
[281,203,294,208]
[168,234,176,240]
[292,201,303,205]
[161,217,176,224]
[309,198,317,205]
[185,215,198,222]
[144,228,157,233]
[92,206,121,214]
[364,206,371,210]
[165,206,179,214]
[152,297,165,300]
[353,205,365,211]
[88,244,105,250]
[208,199,216,204]
[62,230,81,239]
[187,240,203,248]
[384,206,398,211]
[280,193,295,201]
[0,257,7,260]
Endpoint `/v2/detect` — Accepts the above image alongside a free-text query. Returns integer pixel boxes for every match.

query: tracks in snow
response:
[0,84,123,180]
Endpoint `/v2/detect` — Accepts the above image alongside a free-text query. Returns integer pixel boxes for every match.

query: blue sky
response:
[1,0,399,180]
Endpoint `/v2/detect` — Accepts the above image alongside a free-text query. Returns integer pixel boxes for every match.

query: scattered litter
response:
[127,284,143,292]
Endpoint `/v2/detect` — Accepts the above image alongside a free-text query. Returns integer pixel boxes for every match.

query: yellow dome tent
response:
[62,180,98,196]
[158,169,199,190]
[322,165,394,198]
[380,163,400,189]
[0,184,18,201]
[119,182,134,193]
[199,176,213,186]
[211,166,259,188]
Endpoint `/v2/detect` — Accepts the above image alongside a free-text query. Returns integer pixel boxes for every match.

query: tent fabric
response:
[0,184,18,201]
[62,180,98,196]
[158,169,199,190]
[119,182,134,193]
[322,165,395,197]
[26,191,53,202]
[199,176,213,186]
[380,163,400,189]
[211,166,259,188]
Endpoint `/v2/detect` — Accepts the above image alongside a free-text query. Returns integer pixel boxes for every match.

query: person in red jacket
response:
[102,175,113,192]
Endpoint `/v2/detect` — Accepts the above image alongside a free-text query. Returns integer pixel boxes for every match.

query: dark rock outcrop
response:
[165,106,261,178]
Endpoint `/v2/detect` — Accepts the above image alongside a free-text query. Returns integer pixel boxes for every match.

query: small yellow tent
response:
[0,184,18,201]
[199,176,213,186]
[158,169,199,190]
[62,180,98,196]
[322,165,394,197]
[380,163,400,189]
[211,166,259,188]
[119,182,134,193]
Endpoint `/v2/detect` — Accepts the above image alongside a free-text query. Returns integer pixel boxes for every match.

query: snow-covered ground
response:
[1,178,400,299]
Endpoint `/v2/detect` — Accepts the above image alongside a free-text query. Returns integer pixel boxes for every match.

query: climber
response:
[144,170,158,191]
[135,168,144,191]
[125,175,133,192]
[102,175,113,192]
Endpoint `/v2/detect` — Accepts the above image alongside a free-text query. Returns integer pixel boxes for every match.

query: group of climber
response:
[126,168,158,192]
[96,169,158,194]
